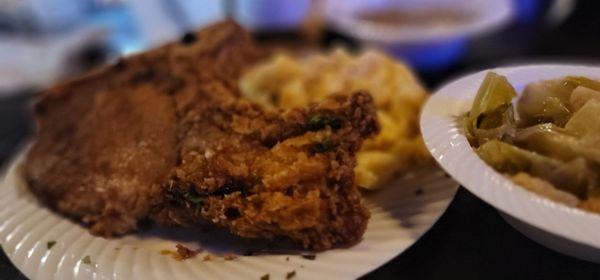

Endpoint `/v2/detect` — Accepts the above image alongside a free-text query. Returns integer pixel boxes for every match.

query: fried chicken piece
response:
[153,91,378,250]
[25,21,261,236]
[26,84,177,236]
[24,21,379,250]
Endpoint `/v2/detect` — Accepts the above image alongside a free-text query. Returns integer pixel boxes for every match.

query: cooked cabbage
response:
[512,172,580,206]
[477,140,592,197]
[464,72,517,146]
[463,73,600,210]
[517,80,574,126]
[570,86,600,111]
[565,100,600,138]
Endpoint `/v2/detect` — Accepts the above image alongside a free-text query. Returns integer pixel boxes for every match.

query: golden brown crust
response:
[25,21,260,236]
[26,84,178,235]
[24,21,378,250]
[156,91,378,250]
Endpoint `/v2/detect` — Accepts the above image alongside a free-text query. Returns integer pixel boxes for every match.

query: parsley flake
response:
[307,115,341,131]
[81,255,92,265]
[312,139,334,153]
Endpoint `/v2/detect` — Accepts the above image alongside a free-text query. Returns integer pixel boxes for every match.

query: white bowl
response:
[234,0,311,31]
[421,64,600,263]
[326,0,513,43]
[325,0,513,71]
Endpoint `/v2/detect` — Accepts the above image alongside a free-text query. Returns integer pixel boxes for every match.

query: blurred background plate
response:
[0,0,555,97]
[325,0,513,71]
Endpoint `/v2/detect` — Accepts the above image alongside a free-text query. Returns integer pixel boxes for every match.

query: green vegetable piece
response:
[47,241,56,250]
[565,100,600,138]
[542,97,571,126]
[467,72,516,133]
[307,115,342,131]
[517,79,575,126]
[477,140,591,197]
[463,72,518,146]
[515,123,600,166]
[186,194,205,205]
[570,86,600,111]
[182,191,206,208]
[477,140,555,174]
[515,123,576,158]
[565,76,600,92]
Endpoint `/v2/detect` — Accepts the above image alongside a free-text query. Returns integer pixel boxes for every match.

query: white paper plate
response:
[421,64,600,263]
[0,149,457,280]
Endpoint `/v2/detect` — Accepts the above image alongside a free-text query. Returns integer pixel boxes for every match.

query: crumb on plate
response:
[301,254,316,260]
[224,253,237,260]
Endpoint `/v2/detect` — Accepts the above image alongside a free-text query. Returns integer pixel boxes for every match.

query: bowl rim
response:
[325,0,513,44]
[421,63,600,250]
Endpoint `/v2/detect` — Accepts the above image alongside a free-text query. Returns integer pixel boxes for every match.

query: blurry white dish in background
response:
[125,0,181,47]
[124,0,311,46]
[421,64,600,263]
[0,0,89,32]
[326,0,513,43]
[325,0,513,71]
[0,27,109,96]
[135,0,310,34]
[233,0,311,31]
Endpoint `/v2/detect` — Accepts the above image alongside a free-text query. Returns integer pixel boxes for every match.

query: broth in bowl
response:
[357,9,472,28]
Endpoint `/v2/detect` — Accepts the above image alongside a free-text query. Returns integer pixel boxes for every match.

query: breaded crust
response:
[155,91,378,250]
[24,21,379,250]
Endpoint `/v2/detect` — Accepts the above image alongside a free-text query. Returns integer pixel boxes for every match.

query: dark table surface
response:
[2,1,600,279]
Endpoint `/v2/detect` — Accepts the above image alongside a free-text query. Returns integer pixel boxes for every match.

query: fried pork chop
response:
[24,21,379,250]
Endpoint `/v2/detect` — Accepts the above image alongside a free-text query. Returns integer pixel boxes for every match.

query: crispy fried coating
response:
[155,91,378,250]
[24,21,378,250]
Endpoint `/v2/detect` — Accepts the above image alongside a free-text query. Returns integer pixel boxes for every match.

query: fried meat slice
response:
[24,21,379,250]
[153,92,378,250]
[24,21,261,236]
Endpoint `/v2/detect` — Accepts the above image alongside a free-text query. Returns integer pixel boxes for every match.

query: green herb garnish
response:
[307,115,341,131]
[81,255,92,265]
[183,191,206,207]
[47,241,56,250]
[312,139,334,153]
[186,194,205,204]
